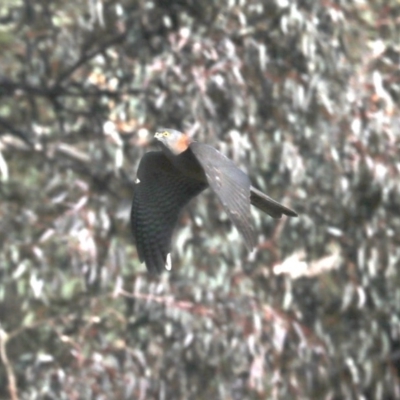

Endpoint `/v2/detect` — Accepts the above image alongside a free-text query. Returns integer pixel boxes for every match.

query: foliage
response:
[0,0,399,399]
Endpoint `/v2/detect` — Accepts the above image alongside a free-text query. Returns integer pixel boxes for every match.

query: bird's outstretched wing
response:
[131,151,207,274]
[189,143,257,250]
[250,186,298,218]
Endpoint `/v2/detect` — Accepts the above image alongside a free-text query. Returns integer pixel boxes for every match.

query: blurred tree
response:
[0,0,399,399]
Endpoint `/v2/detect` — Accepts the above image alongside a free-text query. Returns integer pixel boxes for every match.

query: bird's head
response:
[154,129,191,155]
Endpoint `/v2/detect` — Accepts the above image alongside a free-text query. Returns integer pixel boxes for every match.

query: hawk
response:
[131,129,297,273]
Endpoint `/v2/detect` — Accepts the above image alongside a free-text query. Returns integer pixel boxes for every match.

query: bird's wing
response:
[189,143,257,250]
[131,151,207,274]
[250,186,298,218]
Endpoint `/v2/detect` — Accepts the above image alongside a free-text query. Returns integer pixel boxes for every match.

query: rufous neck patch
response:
[174,133,190,154]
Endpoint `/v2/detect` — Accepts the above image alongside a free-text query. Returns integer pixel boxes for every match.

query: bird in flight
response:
[131,129,297,273]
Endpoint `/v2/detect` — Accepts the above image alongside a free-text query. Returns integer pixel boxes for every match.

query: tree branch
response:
[0,329,18,400]
[55,31,128,85]
[0,117,34,147]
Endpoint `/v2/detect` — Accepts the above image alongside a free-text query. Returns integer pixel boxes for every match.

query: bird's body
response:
[131,129,297,274]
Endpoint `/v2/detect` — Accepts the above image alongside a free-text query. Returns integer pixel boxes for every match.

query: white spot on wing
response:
[135,178,140,184]
[165,253,172,271]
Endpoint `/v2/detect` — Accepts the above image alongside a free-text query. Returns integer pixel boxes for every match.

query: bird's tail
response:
[250,186,297,218]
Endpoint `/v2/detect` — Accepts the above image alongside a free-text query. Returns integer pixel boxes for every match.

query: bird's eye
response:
[163,131,170,137]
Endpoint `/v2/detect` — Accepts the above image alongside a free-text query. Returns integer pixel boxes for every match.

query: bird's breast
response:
[169,148,207,183]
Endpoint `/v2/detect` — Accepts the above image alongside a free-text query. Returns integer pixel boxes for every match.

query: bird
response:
[130,129,297,274]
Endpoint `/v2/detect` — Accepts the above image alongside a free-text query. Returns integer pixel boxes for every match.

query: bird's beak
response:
[154,131,163,140]
[155,128,170,140]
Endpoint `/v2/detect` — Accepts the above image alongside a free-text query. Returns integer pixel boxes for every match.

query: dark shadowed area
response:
[0,0,399,399]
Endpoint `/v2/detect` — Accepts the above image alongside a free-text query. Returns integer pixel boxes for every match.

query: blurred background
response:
[0,0,399,399]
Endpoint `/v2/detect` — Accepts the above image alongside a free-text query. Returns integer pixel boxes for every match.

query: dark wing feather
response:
[189,143,257,250]
[250,186,298,218]
[131,151,207,274]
